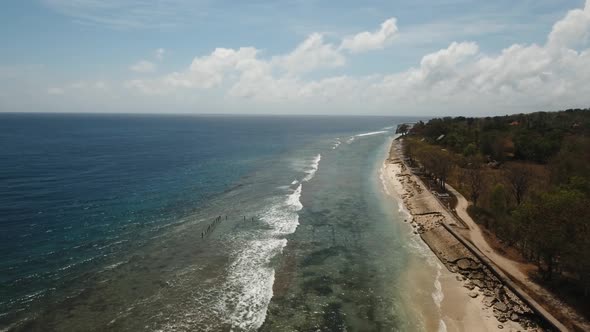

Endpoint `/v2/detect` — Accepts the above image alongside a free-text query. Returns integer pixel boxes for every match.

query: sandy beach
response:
[382,138,543,332]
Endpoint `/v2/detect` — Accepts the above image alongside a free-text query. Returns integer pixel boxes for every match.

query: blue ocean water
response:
[0,113,427,331]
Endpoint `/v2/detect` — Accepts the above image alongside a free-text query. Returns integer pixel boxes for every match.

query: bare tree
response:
[505,164,532,205]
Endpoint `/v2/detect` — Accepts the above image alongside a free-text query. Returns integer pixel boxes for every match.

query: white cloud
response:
[168,47,264,88]
[130,60,156,73]
[417,41,479,86]
[547,0,590,49]
[274,33,345,74]
[125,34,345,94]
[45,1,590,115]
[340,18,398,53]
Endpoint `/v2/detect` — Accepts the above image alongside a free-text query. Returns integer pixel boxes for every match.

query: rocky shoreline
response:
[386,139,548,331]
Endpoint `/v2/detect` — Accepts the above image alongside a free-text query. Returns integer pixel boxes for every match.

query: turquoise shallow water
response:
[0,114,433,331]
[262,132,422,331]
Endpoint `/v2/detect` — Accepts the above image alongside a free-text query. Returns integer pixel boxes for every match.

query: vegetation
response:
[403,109,590,300]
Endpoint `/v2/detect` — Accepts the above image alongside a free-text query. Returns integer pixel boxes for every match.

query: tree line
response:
[402,109,590,298]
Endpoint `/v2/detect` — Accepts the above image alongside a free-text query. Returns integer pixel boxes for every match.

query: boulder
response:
[483,296,497,307]
[494,287,506,301]
[510,313,519,322]
[485,280,496,289]
[472,279,485,289]
[494,302,508,312]
[456,258,480,270]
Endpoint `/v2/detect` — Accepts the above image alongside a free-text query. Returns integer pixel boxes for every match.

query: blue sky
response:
[0,0,589,115]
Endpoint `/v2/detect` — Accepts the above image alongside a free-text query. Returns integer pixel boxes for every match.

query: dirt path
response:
[445,185,530,281]
[444,183,589,332]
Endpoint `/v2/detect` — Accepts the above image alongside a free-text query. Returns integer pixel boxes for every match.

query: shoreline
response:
[383,138,543,331]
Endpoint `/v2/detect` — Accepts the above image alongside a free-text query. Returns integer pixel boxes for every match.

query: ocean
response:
[0,113,439,331]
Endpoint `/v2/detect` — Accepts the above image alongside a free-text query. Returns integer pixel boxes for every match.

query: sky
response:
[0,0,589,116]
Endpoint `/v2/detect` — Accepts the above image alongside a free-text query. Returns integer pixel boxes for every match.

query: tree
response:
[435,149,453,190]
[490,184,508,217]
[463,167,483,207]
[505,163,532,205]
[396,123,410,136]
[463,143,477,157]
[403,139,417,165]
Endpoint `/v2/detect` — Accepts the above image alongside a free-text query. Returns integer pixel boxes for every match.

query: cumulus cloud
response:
[340,18,398,53]
[547,0,590,49]
[274,33,345,74]
[130,60,156,73]
[96,1,590,114]
[417,41,479,85]
[165,47,264,89]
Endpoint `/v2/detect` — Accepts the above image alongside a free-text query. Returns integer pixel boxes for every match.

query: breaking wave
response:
[223,153,321,330]
[302,154,321,182]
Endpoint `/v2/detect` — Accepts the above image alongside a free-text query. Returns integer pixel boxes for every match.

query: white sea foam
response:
[345,130,389,145]
[103,260,127,271]
[222,154,320,329]
[332,138,341,150]
[302,154,321,182]
[286,184,304,212]
[223,238,286,330]
[387,159,447,323]
[355,130,388,137]
[379,164,392,196]
[432,267,444,307]
[381,163,412,218]
[223,182,304,330]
